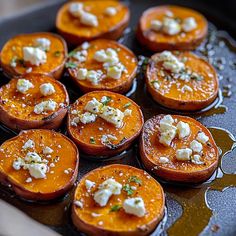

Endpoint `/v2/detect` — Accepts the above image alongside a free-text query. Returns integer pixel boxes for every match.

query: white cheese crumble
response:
[123,197,146,217]
[81,42,90,50]
[22,139,35,149]
[43,146,53,155]
[176,148,192,161]
[74,200,83,208]
[159,156,169,164]
[191,154,204,165]
[80,112,97,124]
[94,189,113,207]
[25,177,32,183]
[181,85,193,93]
[40,83,55,96]
[77,68,88,80]
[150,20,162,31]
[190,140,203,153]
[182,17,197,32]
[196,132,209,144]
[105,7,117,16]
[35,38,51,51]
[69,2,83,17]
[16,79,34,94]
[85,179,95,192]
[153,81,160,90]
[73,50,87,62]
[80,12,98,27]
[23,47,47,66]
[107,65,123,79]
[86,70,103,85]
[176,121,190,139]
[34,100,57,114]
[28,163,47,179]
[163,17,181,35]
[124,109,132,116]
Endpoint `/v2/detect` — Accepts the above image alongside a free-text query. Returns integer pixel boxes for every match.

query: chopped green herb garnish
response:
[101,96,111,105]
[110,205,122,212]
[123,102,131,108]
[54,51,61,57]
[122,184,133,195]
[65,61,77,69]
[68,50,77,57]
[90,137,96,144]
[128,176,142,185]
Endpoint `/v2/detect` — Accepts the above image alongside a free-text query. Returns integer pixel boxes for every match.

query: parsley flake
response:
[128,176,142,185]
[122,184,133,195]
[110,205,121,212]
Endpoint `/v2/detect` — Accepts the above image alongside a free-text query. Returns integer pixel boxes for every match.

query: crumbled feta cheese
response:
[77,68,88,80]
[176,148,192,161]
[73,50,87,62]
[190,140,203,153]
[24,152,41,163]
[94,189,113,207]
[159,156,169,164]
[69,2,84,17]
[12,158,24,170]
[160,115,174,125]
[181,85,193,93]
[80,112,97,124]
[94,49,108,62]
[23,47,47,66]
[86,70,103,85]
[80,12,98,27]
[99,178,122,195]
[124,109,132,116]
[34,100,57,114]
[26,67,32,73]
[196,132,209,144]
[153,81,160,90]
[165,10,174,17]
[28,163,47,179]
[35,38,51,51]
[40,83,55,96]
[81,42,90,50]
[105,7,117,16]
[163,18,181,35]
[176,121,190,139]
[182,17,197,32]
[123,197,146,217]
[150,20,162,31]
[107,65,123,79]
[16,79,34,94]
[191,154,204,165]
[22,139,35,149]
[43,146,53,155]
[74,200,83,208]
[84,98,102,113]
[101,134,117,144]
[159,129,177,146]
[25,177,32,183]
[85,179,95,191]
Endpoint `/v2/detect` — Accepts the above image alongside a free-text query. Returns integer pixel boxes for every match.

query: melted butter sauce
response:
[0,23,236,236]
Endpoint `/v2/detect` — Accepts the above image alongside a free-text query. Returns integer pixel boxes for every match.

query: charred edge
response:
[104,137,127,150]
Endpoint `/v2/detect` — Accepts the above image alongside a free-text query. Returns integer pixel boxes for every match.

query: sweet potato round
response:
[0,73,69,131]
[68,39,137,93]
[146,51,219,111]
[0,32,67,80]
[140,114,219,183]
[67,91,144,157]
[137,5,208,51]
[72,164,165,236]
[56,0,130,45]
[0,129,79,201]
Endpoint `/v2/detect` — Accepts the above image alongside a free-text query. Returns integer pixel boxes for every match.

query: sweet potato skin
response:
[0,32,67,80]
[72,164,165,236]
[56,1,130,45]
[146,51,219,111]
[68,39,138,94]
[137,5,208,51]
[0,129,79,201]
[0,73,69,131]
[67,91,144,157]
[140,115,219,183]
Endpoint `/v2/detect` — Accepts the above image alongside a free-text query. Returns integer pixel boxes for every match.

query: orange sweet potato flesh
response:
[0,129,79,201]
[72,164,165,236]
[137,5,208,51]
[67,91,144,157]
[68,39,137,93]
[0,32,67,80]
[0,73,69,130]
[56,0,130,45]
[140,115,219,183]
[146,51,219,111]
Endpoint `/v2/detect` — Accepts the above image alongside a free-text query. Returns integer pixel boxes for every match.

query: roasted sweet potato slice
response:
[67,91,144,157]
[72,164,165,236]
[0,32,67,79]
[67,39,137,93]
[0,73,69,131]
[0,129,79,201]
[56,0,130,45]
[140,114,219,183]
[146,51,219,111]
[137,5,207,51]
